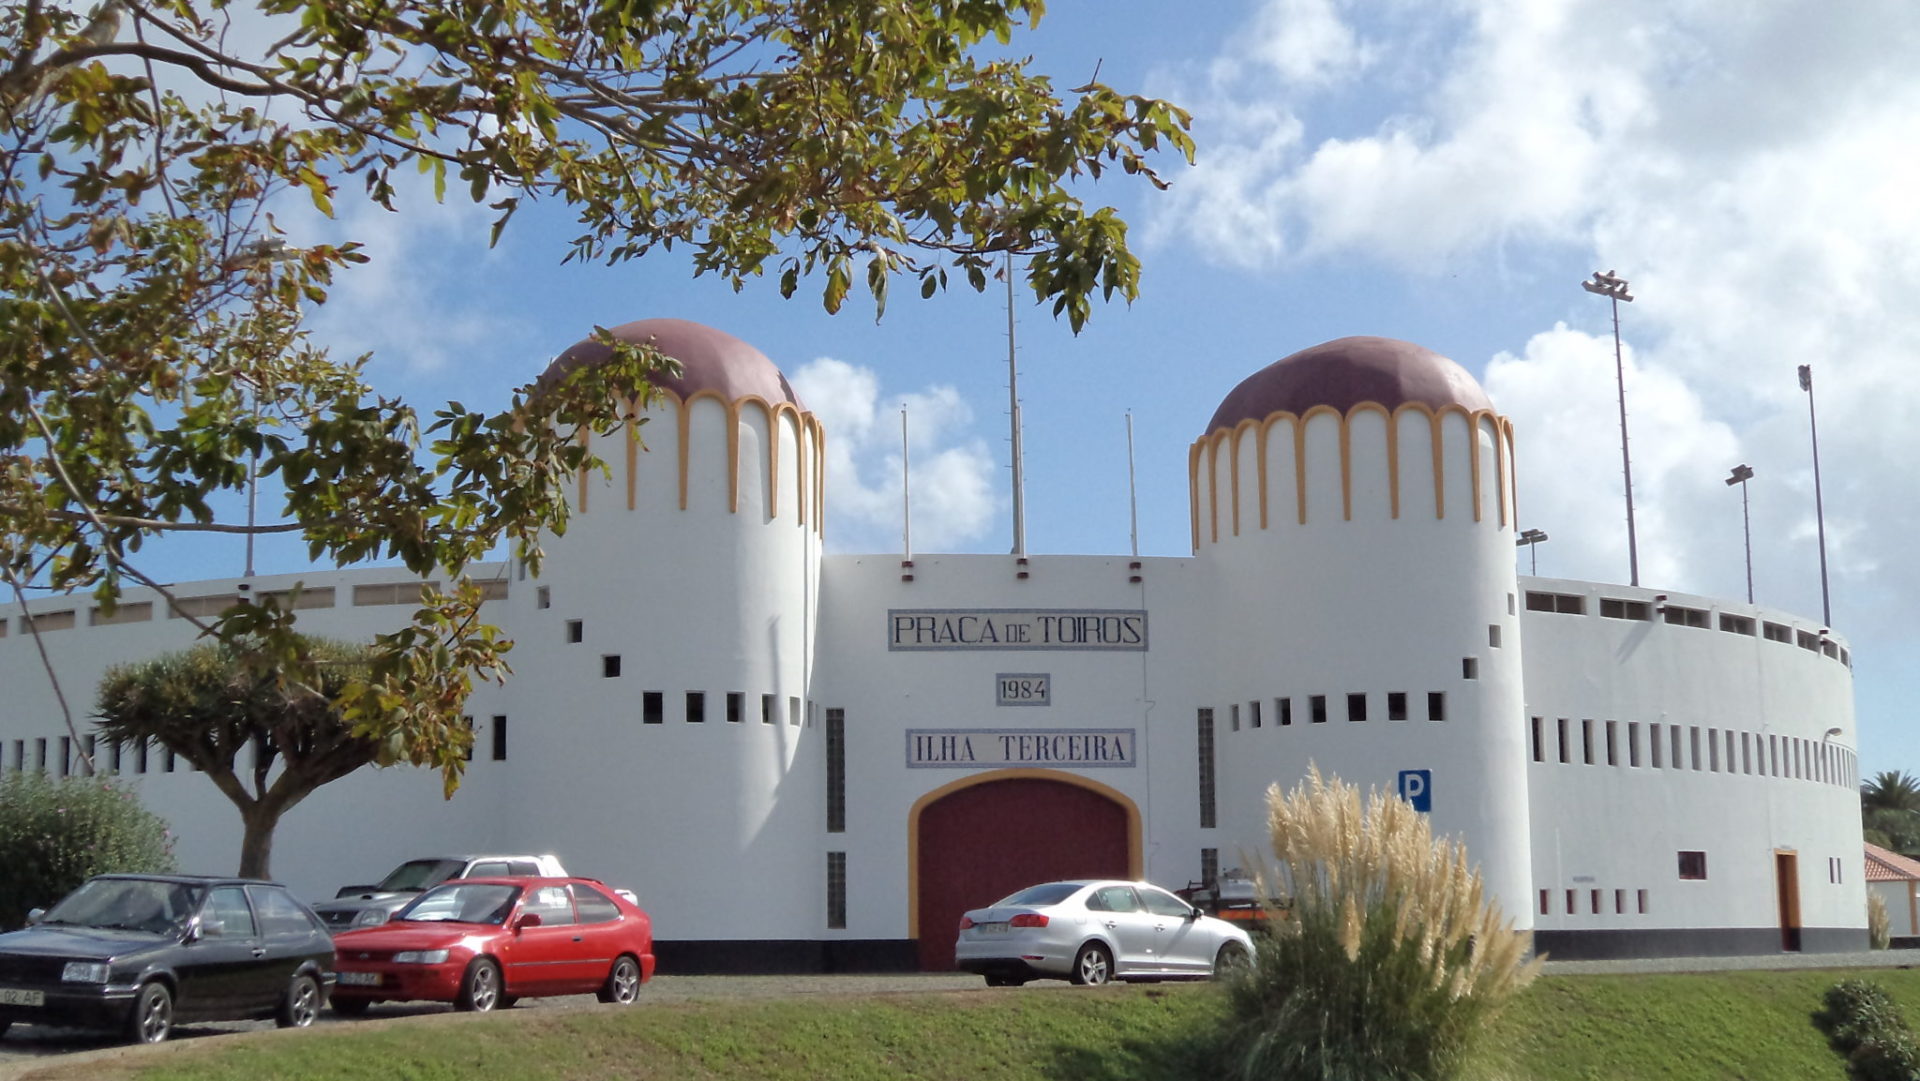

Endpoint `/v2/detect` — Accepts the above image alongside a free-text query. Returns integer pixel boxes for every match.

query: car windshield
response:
[374,859,465,893]
[994,882,1083,908]
[394,882,520,925]
[40,878,203,935]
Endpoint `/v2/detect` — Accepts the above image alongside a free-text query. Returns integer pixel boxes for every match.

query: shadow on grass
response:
[1042,1020,1226,1081]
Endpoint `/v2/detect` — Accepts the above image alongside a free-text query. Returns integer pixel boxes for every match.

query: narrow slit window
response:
[790,696,801,726]
[1278,698,1293,727]
[1428,692,1446,722]
[762,693,776,725]
[727,692,744,724]
[826,852,847,930]
[1581,719,1594,765]
[826,709,846,832]
[1629,722,1642,767]
[1605,720,1619,766]
[1557,718,1569,764]
[1197,709,1217,829]
[1230,703,1241,732]
[491,716,507,761]
[1249,700,1262,729]
[1650,723,1664,768]
[1530,716,1544,763]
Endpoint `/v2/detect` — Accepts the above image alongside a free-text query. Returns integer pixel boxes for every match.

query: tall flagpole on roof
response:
[1006,251,1027,559]
[1126,412,1139,559]
[901,406,912,562]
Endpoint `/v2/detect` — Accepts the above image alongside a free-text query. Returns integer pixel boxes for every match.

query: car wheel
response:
[276,973,321,1028]
[1069,942,1113,986]
[597,955,642,1004]
[1213,942,1251,979]
[126,981,173,1045]
[331,996,371,1018]
[454,958,502,1013]
[984,975,1027,988]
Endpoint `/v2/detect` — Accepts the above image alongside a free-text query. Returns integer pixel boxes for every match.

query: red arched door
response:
[915,776,1130,971]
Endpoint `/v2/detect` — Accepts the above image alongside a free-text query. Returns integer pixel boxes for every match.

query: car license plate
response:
[0,988,44,1006]
[979,923,1010,935]
[336,971,381,987]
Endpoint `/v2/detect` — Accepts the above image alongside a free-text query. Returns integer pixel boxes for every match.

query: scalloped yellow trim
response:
[1188,402,1515,548]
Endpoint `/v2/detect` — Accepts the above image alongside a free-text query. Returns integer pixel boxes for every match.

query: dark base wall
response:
[654,939,919,975]
[1533,926,1869,961]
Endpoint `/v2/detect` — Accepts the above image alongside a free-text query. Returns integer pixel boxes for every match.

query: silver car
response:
[953,879,1255,986]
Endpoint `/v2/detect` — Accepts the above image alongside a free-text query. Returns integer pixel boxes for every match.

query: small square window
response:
[1347,693,1367,723]
[602,655,621,678]
[1677,851,1707,880]
[643,691,663,725]
[566,620,583,643]
[1388,692,1408,721]
[1310,695,1328,724]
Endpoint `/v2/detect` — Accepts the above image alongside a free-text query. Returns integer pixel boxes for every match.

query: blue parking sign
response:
[1397,769,1432,812]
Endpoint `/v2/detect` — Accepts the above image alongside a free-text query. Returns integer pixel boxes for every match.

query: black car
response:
[0,874,336,1044]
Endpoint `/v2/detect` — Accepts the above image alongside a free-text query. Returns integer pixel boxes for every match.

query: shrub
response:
[1821,979,1905,1053]
[0,771,177,929]
[1850,1033,1920,1081]
[1871,893,1894,950]
[1219,765,1540,1081]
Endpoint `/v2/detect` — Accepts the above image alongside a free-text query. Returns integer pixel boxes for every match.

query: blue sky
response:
[155,2,1919,777]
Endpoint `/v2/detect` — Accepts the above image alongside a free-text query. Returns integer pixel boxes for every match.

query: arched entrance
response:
[910,771,1137,972]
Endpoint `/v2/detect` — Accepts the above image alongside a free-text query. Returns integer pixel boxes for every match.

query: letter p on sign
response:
[1397,769,1432,813]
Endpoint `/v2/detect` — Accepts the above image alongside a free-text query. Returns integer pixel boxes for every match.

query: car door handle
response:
[572,936,583,942]
[1103,921,1118,930]
[251,947,267,957]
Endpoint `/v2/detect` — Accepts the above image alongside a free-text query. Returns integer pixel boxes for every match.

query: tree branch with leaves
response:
[2,0,1193,798]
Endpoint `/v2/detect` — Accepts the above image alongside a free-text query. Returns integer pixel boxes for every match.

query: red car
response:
[329,877,653,1015]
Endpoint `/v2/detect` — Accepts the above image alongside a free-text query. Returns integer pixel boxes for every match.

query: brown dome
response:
[1205,336,1491,435]
[541,318,803,407]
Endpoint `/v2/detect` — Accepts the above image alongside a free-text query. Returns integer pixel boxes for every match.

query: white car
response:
[954,879,1255,986]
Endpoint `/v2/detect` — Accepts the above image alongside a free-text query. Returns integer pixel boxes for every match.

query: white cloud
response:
[790,358,1000,553]
[1157,0,1920,660]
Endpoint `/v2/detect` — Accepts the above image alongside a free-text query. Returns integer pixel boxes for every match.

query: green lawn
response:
[20,968,1920,1081]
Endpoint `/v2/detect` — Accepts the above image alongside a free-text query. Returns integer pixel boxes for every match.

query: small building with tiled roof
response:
[1866,842,1920,938]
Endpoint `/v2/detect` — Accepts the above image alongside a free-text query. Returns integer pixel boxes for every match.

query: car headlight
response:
[61,962,110,983]
[351,908,390,928]
[392,949,450,964]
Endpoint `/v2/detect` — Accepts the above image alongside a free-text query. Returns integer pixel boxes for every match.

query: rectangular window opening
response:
[1489,624,1502,648]
[789,696,801,727]
[1249,700,1262,729]
[1530,716,1544,763]
[826,709,846,833]
[1388,692,1408,721]
[1310,696,1328,724]
[566,619,583,643]
[1650,723,1664,768]
[1198,709,1218,829]
[1637,889,1649,914]
[686,691,706,723]
[602,654,621,678]
[1557,718,1570,764]
[762,694,776,725]
[1278,697,1293,727]
[1629,721,1642,767]
[1582,719,1595,765]
[1605,720,1619,766]
[1462,657,1479,680]
[1347,693,1368,723]
[1428,692,1446,722]
[491,716,507,761]
[643,691,664,725]
[826,852,847,930]
[1230,703,1241,732]
[727,692,744,724]
[1678,851,1707,880]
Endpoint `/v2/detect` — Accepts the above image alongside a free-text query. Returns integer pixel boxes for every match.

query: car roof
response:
[93,873,283,888]
[425,875,579,886]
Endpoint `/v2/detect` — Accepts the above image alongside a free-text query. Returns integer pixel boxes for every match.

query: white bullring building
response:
[0,319,1866,970]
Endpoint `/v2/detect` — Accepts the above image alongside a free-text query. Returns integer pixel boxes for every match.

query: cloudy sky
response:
[164,1,1918,774]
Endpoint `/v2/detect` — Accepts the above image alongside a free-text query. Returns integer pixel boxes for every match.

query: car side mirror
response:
[1186,908,1202,921]
[24,908,44,926]
[513,913,543,933]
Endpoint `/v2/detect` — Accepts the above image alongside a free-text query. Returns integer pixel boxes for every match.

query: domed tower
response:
[1192,337,1532,926]
[500,318,826,957]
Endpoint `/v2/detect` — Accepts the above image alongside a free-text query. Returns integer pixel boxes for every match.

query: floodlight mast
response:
[1582,270,1638,586]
